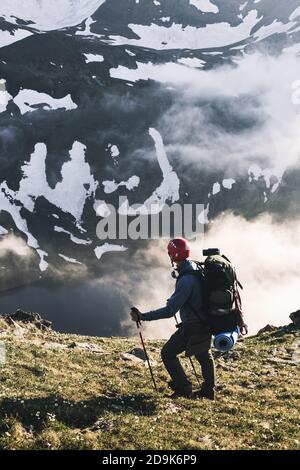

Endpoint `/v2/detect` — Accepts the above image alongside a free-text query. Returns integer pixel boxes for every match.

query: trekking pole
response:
[174,315,201,388]
[134,314,158,392]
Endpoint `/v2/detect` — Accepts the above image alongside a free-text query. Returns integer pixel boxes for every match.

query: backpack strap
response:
[220,254,243,290]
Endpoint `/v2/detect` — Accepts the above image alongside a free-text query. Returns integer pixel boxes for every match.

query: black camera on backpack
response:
[203,248,220,257]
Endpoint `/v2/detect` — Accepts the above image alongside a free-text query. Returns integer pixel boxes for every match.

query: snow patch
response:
[13,89,77,114]
[110,61,208,83]
[252,19,297,42]
[84,53,104,63]
[189,0,219,14]
[222,178,235,190]
[125,49,136,57]
[0,28,32,49]
[95,243,127,260]
[119,128,180,216]
[54,226,92,245]
[106,10,260,50]
[290,6,300,21]
[76,17,98,36]
[17,142,98,221]
[178,57,205,68]
[0,0,106,31]
[102,176,140,194]
[107,144,120,162]
[0,141,98,269]
[37,249,48,271]
[248,164,278,191]
[0,182,39,251]
[94,200,111,217]
[203,51,223,55]
[110,62,157,82]
[59,254,82,264]
[212,182,220,195]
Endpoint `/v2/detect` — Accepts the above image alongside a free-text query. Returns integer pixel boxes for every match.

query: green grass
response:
[0,319,299,450]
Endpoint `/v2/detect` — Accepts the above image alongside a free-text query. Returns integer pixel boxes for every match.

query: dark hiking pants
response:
[161,326,215,394]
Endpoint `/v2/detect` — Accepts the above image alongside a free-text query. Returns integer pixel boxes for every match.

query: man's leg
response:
[195,349,216,398]
[161,329,192,395]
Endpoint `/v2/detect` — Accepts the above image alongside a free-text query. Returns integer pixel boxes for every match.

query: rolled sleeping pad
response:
[213,328,240,352]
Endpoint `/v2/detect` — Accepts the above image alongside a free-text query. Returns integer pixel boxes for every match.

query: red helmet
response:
[167,238,191,262]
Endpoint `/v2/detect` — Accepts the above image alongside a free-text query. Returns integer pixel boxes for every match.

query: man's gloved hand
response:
[130,307,143,323]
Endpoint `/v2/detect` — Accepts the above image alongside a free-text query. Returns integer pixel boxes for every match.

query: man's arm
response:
[142,276,193,321]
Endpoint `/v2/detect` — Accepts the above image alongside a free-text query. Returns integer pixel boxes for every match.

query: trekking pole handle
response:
[131,307,142,327]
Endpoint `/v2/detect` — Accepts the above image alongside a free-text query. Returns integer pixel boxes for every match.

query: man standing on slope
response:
[130,238,215,400]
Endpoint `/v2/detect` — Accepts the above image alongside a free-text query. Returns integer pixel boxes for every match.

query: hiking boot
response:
[168,381,192,398]
[170,389,193,399]
[193,388,215,401]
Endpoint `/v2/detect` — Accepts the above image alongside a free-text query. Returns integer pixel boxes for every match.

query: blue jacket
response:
[143,260,205,324]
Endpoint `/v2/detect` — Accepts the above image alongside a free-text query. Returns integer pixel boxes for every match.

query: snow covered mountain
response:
[1,0,300,333]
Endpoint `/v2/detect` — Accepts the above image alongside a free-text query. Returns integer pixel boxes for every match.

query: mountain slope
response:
[1,1,300,273]
[1,1,300,335]
[0,313,299,450]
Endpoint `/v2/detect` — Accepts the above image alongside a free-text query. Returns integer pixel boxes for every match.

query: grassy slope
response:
[0,318,299,450]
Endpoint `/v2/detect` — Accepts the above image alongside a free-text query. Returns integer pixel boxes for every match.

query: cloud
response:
[0,234,33,258]
[152,51,300,183]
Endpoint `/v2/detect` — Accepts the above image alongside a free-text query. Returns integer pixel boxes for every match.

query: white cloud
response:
[147,51,300,186]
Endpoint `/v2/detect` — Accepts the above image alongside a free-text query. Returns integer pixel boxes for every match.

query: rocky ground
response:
[0,310,299,450]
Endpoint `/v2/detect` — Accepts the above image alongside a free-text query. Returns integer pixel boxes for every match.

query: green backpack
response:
[202,253,246,335]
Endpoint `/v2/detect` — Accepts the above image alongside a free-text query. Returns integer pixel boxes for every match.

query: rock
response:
[257,324,278,335]
[3,310,52,330]
[121,353,145,364]
[68,342,105,354]
[290,310,300,327]
[122,348,157,366]
[129,347,147,361]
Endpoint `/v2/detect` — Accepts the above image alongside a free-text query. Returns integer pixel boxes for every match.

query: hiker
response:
[130,238,216,400]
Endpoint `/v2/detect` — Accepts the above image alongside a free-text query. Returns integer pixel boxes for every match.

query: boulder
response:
[290,310,300,327]
[257,324,278,335]
[3,309,52,330]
